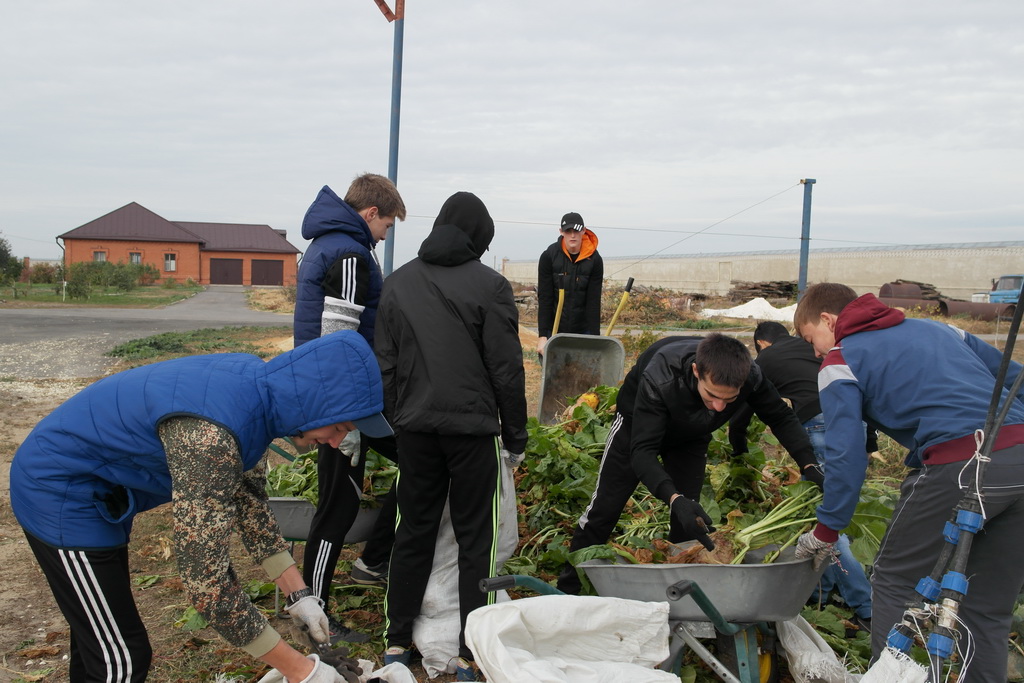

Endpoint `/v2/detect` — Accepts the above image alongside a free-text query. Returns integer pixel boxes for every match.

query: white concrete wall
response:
[501,242,1024,299]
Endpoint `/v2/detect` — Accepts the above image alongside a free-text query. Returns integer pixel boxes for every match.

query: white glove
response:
[501,448,525,468]
[338,428,361,462]
[795,531,838,571]
[284,595,330,644]
[287,655,346,683]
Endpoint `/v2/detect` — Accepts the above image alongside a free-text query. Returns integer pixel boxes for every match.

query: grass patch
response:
[1,283,204,307]
[106,326,292,365]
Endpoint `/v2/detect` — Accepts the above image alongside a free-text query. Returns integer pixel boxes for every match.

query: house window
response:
[93,251,107,262]
[129,252,142,265]
[164,253,177,272]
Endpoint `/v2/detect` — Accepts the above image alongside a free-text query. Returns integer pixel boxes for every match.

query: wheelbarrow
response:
[481,551,826,682]
[537,279,632,424]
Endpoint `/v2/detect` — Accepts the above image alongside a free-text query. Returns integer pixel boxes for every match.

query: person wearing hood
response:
[293,174,407,635]
[535,211,603,357]
[794,283,1024,681]
[374,192,527,681]
[10,330,391,683]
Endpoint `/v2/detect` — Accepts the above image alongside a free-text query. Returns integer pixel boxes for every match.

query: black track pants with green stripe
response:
[384,431,500,660]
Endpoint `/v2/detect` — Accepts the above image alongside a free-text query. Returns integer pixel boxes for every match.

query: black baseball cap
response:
[560,212,585,232]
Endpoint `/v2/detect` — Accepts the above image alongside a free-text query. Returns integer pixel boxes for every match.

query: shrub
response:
[162,277,178,289]
[30,263,58,284]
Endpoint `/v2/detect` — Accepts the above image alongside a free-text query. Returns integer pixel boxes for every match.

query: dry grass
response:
[247,287,295,313]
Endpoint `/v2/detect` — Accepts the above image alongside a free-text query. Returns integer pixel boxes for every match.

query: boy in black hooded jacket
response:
[375,192,528,680]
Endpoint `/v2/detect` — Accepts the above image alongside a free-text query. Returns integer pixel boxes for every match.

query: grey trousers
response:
[872,444,1024,681]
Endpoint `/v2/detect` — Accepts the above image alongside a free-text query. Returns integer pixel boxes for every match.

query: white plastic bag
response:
[776,616,859,683]
[464,595,680,682]
[412,458,519,677]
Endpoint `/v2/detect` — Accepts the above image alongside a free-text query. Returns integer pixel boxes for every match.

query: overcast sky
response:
[2,1,1022,274]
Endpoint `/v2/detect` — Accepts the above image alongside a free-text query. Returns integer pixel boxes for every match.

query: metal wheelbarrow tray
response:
[539,333,625,423]
[578,555,826,623]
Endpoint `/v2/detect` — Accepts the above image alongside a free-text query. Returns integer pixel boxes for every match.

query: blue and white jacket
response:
[10,331,384,549]
[816,294,1024,533]
[293,185,383,347]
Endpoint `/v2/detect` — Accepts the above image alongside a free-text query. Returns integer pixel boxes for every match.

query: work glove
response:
[501,448,525,468]
[284,595,331,645]
[284,654,349,683]
[795,530,838,571]
[338,428,361,465]
[670,496,716,551]
[802,463,825,489]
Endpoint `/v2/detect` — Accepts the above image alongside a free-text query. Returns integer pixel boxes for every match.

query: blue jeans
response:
[803,414,872,619]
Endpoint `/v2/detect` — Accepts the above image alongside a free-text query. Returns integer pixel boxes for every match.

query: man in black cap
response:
[536,212,604,357]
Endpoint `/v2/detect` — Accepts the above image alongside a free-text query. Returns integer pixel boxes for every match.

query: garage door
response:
[210,258,243,284]
[251,259,284,286]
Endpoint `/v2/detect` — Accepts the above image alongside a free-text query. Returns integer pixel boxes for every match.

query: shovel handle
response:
[604,277,634,336]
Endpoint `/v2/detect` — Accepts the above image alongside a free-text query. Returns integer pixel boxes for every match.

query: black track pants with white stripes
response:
[26,532,151,683]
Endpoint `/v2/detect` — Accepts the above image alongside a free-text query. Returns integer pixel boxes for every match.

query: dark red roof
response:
[59,202,300,254]
[176,222,300,254]
[59,202,201,243]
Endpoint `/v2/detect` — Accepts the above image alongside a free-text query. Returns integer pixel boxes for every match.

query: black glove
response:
[670,496,716,551]
[802,464,825,489]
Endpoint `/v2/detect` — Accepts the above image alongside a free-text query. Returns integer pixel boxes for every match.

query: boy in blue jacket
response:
[11,331,390,683]
[794,282,1024,681]
[294,175,406,637]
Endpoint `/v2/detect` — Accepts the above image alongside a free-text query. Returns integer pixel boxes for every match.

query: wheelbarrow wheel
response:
[714,632,778,683]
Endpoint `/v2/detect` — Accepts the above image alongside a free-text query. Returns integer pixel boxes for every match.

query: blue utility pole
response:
[372,0,405,276]
[797,178,815,301]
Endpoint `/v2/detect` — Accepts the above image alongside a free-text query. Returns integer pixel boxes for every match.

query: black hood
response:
[418,192,494,266]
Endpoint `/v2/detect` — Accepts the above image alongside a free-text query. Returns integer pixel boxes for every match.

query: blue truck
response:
[990,274,1024,304]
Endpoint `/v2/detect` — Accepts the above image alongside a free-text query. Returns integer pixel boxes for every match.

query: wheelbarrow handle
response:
[480,576,518,593]
[666,579,695,602]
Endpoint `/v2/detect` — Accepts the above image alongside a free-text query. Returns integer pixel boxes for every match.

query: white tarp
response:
[700,297,796,322]
[464,595,680,683]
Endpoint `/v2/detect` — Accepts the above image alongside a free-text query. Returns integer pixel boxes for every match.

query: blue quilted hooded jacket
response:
[10,330,384,549]
[294,185,382,347]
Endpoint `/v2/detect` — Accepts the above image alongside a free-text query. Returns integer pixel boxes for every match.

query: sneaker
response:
[327,614,370,644]
[351,558,389,586]
[455,656,483,681]
[384,645,412,666]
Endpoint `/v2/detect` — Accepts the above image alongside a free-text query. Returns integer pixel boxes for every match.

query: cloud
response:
[1,0,1021,272]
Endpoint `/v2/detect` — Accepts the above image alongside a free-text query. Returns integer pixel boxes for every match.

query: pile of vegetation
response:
[506,385,899,676]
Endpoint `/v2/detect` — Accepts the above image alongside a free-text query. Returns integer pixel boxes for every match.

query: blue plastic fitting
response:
[942,520,960,544]
[887,626,914,653]
[957,508,984,533]
[916,576,941,601]
[927,631,955,658]
[941,571,969,596]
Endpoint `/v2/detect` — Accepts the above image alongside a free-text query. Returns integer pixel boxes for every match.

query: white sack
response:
[464,595,680,683]
[776,616,860,683]
[859,648,927,683]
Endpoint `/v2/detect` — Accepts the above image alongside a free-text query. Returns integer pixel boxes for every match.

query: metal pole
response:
[797,178,815,301]
[382,6,405,276]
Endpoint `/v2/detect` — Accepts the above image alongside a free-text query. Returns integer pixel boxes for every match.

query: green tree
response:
[0,233,24,285]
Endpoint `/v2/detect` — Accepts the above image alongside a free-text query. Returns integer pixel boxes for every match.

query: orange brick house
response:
[58,202,300,286]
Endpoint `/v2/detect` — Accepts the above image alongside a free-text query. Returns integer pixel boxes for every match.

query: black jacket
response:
[374,192,528,453]
[728,335,822,454]
[622,337,816,503]
[536,237,603,337]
